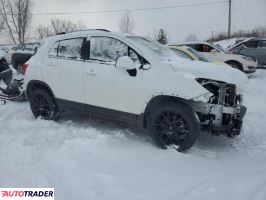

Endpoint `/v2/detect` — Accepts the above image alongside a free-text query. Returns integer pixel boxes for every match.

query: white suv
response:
[23,30,248,151]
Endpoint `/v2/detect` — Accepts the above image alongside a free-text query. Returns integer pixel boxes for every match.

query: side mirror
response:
[211,49,218,53]
[116,56,136,70]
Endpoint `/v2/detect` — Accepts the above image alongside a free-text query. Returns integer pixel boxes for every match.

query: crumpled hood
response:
[163,59,248,87]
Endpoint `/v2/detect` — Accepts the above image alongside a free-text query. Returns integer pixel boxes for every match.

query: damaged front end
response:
[188,78,247,138]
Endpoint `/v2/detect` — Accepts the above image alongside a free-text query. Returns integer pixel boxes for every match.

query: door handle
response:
[86,69,97,75]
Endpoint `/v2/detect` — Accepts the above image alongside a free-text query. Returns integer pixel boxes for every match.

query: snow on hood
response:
[164,59,248,87]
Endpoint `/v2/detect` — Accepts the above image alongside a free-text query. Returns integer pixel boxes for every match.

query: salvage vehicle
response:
[0,55,25,101]
[0,45,18,64]
[169,45,229,66]
[227,37,266,69]
[11,43,39,74]
[180,41,257,73]
[23,30,248,151]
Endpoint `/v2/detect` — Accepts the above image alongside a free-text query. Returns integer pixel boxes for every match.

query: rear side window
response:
[48,38,84,60]
[48,42,59,58]
[58,38,84,59]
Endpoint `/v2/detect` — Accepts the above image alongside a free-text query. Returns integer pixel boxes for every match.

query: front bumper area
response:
[189,101,247,137]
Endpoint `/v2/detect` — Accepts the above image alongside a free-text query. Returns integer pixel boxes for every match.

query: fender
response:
[26,80,56,100]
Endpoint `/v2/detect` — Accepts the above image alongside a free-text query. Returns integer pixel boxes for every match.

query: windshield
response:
[187,47,210,62]
[127,36,177,59]
[212,43,227,53]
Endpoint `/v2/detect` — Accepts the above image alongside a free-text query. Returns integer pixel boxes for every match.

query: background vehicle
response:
[24,30,247,152]
[180,41,257,73]
[227,37,266,69]
[11,43,39,74]
[169,45,229,66]
[0,44,18,64]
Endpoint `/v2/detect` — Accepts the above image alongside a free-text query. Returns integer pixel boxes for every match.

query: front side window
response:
[57,38,84,59]
[244,40,259,48]
[90,37,128,63]
[199,44,214,52]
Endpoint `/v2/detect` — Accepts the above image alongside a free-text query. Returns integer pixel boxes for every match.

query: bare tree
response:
[185,34,198,42]
[118,11,135,33]
[207,26,266,42]
[0,19,4,32]
[0,0,32,44]
[36,19,87,39]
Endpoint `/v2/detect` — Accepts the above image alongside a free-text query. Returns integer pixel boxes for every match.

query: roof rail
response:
[56,29,110,35]
[56,32,66,35]
[95,29,110,32]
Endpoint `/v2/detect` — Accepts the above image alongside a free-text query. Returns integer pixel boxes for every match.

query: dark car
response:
[11,43,39,74]
[227,38,266,69]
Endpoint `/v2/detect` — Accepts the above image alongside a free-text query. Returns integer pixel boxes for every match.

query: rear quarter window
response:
[48,38,85,60]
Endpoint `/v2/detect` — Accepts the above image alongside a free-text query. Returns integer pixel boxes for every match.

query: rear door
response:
[44,37,86,104]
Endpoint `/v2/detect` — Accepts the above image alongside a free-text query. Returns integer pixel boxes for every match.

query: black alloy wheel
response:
[148,102,199,152]
[29,88,59,120]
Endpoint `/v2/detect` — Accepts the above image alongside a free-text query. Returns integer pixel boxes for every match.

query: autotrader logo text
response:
[0,188,54,200]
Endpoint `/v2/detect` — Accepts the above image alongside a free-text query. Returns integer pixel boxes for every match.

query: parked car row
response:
[22,29,248,152]
[227,37,266,69]
[172,42,258,74]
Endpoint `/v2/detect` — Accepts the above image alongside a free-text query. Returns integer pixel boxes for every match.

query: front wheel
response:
[147,102,199,152]
[226,61,243,71]
[29,88,59,120]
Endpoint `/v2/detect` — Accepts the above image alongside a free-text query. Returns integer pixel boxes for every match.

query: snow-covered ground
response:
[1,70,266,200]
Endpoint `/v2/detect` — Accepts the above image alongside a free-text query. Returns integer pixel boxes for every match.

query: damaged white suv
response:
[23,30,248,151]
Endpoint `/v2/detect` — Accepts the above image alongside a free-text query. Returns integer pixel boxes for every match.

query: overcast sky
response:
[2,0,266,43]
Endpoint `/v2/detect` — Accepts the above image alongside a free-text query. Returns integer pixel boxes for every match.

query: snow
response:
[1,70,266,200]
[213,37,247,50]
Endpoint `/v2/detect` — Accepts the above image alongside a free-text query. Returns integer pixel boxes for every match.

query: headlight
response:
[192,92,213,102]
[242,56,256,62]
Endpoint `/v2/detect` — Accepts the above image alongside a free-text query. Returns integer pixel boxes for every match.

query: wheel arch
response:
[26,80,56,101]
[225,60,243,70]
[142,95,189,128]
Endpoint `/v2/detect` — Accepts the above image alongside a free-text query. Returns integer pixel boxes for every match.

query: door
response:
[82,36,143,115]
[44,37,86,104]
[257,40,266,65]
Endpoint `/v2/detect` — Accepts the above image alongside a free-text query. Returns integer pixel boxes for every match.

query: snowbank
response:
[1,70,266,200]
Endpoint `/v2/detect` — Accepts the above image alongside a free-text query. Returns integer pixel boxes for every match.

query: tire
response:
[226,61,243,71]
[147,102,199,152]
[28,88,59,120]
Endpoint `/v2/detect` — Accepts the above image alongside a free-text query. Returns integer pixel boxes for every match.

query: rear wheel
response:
[29,88,59,120]
[147,102,199,152]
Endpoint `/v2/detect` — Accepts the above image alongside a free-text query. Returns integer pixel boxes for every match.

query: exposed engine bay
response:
[189,78,247,138]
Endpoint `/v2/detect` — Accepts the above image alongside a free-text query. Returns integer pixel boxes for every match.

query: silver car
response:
[228,37,266,69]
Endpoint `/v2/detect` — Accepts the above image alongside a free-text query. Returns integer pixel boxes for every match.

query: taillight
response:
[22,63,29,75]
